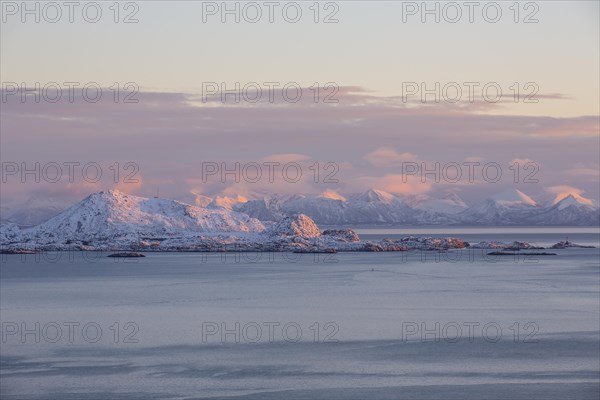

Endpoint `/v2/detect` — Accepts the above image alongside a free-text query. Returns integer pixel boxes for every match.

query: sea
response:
[1,228,599,399]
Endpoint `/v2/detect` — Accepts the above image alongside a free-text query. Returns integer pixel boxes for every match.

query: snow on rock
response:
[322,229,361,242]
[392,236,469,250]
[0,223,21,244]
[376,239,409,251]
[267,214,321,238]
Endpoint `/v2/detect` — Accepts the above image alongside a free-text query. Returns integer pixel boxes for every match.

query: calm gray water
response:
[1,230,599,399]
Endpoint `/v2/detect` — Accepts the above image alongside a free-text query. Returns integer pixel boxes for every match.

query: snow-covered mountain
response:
[526,194,599,225]
[492,188,538,206]
[352,188,398,204]
[345,189,415,224]
[279,192,349,224]
[2,189,596,252]
[1,190,464,252]
[237,189,417,225]
[459,189,599,225]
[235,188,598,226]
[3,190,265,249]
[411,193,468,214]
[1,197,72,227]
[4,188,597,236]
[550,193,597,209]
[457,189,540,225]
[404,193,468,224]
[235,193,311,222]
[239,189,469,225]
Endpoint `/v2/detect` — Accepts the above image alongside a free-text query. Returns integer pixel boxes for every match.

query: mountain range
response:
[1,188,598,228]
[2,189,597,252]
[235,188,599,226]
[0,190,457,252]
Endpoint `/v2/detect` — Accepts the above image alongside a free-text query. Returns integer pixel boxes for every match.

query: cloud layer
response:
[1,88,598,207]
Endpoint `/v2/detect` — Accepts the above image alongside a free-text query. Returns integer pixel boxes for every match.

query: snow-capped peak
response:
[490,189,537,207]
[414,193,468,214]
[208,195,248,210]
[191,193,213,208]
[553,194,597,210]
[552,192,595,206]
[355,189,399,204]
[441,192,468,206]
[318,190,347,202]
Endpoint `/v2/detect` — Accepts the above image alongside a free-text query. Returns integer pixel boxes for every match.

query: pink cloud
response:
[363,147,418,167]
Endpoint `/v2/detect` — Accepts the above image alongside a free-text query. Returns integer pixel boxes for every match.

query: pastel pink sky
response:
[1,88,598,207]
[1,2,598,207]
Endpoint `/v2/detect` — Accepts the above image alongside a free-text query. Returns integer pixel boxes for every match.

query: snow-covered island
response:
[0,190,458,253]
[0,190,595,253]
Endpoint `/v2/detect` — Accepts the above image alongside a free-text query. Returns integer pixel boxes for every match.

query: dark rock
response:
[361,243,384,252]
[293,248,337,254]
[0,249,37,254]
[107,252,146,258]
[487,251,557,256]
[550,240,595,249]
[378,239,408,251]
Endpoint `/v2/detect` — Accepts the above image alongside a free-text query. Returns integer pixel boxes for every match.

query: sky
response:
[1,0,599,208]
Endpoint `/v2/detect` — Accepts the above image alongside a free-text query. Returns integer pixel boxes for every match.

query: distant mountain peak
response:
[552,192,595,208]
[318,190,347,201]
[490,189,537,207]
[98,189,126,197]
[356,189,398,204]
[553,193,596,210]
[208,194,248,210]
[413,192,468,214]
[441,192,466,204]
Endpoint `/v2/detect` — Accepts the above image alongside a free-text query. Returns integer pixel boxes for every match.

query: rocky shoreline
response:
[1,221,595,255]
